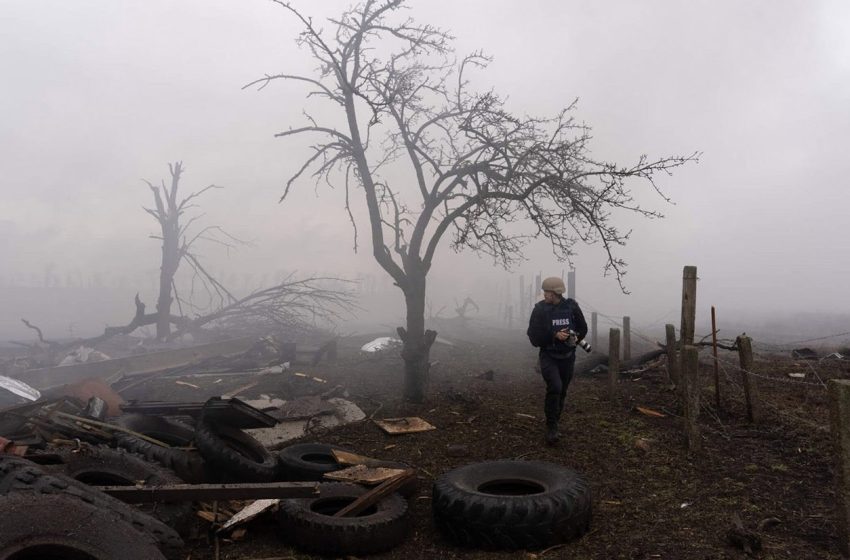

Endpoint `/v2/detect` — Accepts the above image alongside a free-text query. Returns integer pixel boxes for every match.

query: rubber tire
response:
[111,414,207,483]
[432,460,592,550]
[277,482,410,556]
[0,455,183,559]
[277,443,355,481]
[49,445,194,534]
[277,443,419,497]
[194,417,278,482]
[0,491,166,560]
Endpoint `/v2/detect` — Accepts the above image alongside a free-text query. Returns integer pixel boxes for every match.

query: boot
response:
[545,423,560,446]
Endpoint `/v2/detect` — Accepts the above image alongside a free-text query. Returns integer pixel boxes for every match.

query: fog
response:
[2,1,848,344]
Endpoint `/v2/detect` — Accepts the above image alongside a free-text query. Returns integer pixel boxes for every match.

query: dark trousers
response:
[540,351,576,426]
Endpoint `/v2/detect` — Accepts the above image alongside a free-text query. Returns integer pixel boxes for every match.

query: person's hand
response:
[555,329,570,342]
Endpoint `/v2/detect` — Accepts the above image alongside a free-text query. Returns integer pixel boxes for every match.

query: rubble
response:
[0,332,414,558]
[246,398,366,448]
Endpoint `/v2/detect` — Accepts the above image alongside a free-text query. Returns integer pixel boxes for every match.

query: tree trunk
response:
[156,223,180,340]
[397,271,436,403]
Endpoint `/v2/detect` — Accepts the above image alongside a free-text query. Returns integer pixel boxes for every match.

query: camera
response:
[564,330,592,353]
[576,338,592,353]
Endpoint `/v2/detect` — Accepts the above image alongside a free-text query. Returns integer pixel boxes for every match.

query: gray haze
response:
[1,1,848,343]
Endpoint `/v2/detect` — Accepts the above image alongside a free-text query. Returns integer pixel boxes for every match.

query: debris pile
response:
[0,334,426,557]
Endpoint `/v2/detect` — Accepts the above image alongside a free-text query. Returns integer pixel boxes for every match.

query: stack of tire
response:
[108,410,416,557]
[0,453,183,560]
[110,414,208,483]
[111,412,279,483]
[275,443,413,556]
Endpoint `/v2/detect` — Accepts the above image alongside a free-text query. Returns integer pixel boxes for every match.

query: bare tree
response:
[249,0,698,401]
[143,162,232,339]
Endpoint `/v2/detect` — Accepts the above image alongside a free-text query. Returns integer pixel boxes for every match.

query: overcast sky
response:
[1,1,848,340]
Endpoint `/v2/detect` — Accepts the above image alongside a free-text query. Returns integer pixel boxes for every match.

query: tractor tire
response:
[432,460,591,550]
[277,443,354,480]
[0,455,183,559]
[0,491,166,560]
[194,417,278,482]
[49,445,194,534]
[111,414,207,483]
[277,482,409,556]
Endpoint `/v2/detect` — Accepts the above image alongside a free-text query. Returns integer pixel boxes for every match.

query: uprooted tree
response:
[142,162,355,341]
[17,162,355,361]
[251,0,698,402]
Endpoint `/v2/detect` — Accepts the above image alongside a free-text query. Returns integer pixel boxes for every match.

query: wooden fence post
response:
[567,270,576,300]
[711,305,721,410]
[591,312,598,351]
[665,324,680,385]
[623,316,631,361]
[680,266,697,346]
[682,345,701,451]
[829,379,850,556]
[519,275,525,318]
[736,335,760,422]
[608,328,620,400]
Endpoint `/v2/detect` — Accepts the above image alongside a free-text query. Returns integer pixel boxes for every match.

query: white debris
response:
[246,398,366,448]
[219,499,279,532]
[0,376,41,401]
[242,395,287,410]
[58,346,110,366]
[787,372,806,378]
[360,337,402,353]
[259,362,290,374]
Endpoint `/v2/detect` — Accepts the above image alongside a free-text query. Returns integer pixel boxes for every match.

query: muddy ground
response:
[121,330,847,560]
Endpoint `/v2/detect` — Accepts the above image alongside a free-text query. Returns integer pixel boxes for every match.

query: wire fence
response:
[698,351,832,432]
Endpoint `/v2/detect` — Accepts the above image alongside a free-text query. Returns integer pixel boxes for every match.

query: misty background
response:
[1,1,848,345]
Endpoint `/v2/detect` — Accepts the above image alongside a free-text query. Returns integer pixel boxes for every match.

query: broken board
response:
[373,416,436,435]
[323,464,408,485]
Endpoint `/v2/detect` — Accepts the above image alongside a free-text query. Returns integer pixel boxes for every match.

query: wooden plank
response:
[97,482,319,502]
[324,465,407,485]
[373,417,436,434]
[16,336,259,390]
[333,470,415,517]
[331,449,385,467]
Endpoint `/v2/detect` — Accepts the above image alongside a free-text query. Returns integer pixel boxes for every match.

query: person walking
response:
[527,276,588,445]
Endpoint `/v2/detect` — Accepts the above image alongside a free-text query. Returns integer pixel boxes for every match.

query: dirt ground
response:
[123,330,847,559]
